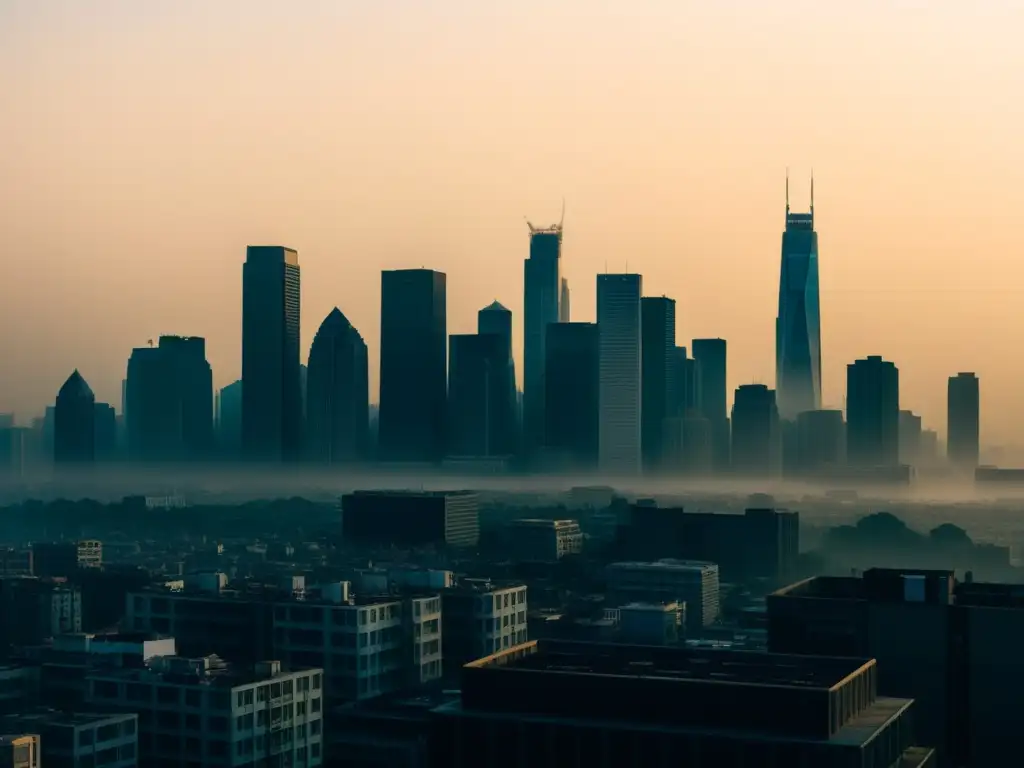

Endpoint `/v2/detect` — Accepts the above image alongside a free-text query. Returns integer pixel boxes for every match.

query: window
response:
[257,686,268,702]
[313,674,322,690]
[78,729,95,747]
[359,610,367,626]
[311,698,321,714]
[504,593,510,608]
[185,714,201,731]
[257,710,267,727]
[370,608,377,622]
[270,683,282,699]
[297,701,306,716]
[185,689,201,708]
[311,719,322,736]
[157,686,179,705]
[283,680,293,696]
[92,680,118,699]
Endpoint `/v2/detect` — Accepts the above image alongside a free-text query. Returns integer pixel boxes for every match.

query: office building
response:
[242,245,302,462]
[0,429,27,478]
[662,411,714,473]
[431,640,933,768]
[125,336,213,462]
[0,735,38,768]
[54,370,96,464]
[441,580,527,676]
[618,602,684,645]
[216,379,242,458]
[730,384,780,476]
[768,568,1024,767]
[899,409,923,465]
[378,269,447,462]
[692,337,729,469]
[0,712,136,768]
[543,322,598,469]
[447,333,515,458]
[305,308,369,463]
[795,409,845,474]
[606,559,720,632]
[947,372,979,468]
[640,297,676,472]
[668,347,699,415]
[341,491,479,549]
[776,176,822,419]
[86,656,323,766]
[0,577,82,648]
[91,402,116,460]
[523,219,563,454]
[504,519,583,563]
[846,355,899,467]
[597,274,643,474]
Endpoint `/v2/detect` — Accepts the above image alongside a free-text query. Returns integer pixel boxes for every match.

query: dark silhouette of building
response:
[305,308,369,464]
[691,337,729,469]
[899,409,923,466]
[448,333,515,458]
[560,278,571,322]
[431,640,932,768]
[93,403,117,461]
[730,384,780,476]
[378,269,447,462]
[795,409,844,474]
[53,371,95,465]
[523,219,563,456]
[947,372,979,468]
[216,379,242,457]
[846,355,899,467]
[125,336,213,462]
[341,491,479,548]
[242,245,302,462]
[598,273,643,474]
[776,176,822,420]
[668,347,699,416]
[640,297,676,472]
[477,300,518,454]
[543,322,598,469]
[768,568,1024,768]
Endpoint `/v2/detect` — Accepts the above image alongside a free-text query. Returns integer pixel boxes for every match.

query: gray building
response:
[691,337,729,470]
[730,384,780,476]
[242,246,302,462]
[597,274,643,475]
[947,372,979,468]
[606,559,720,633]
[640,297,676,472]
[441,580,527,677]
[54,371,95,465]
[846,355,899,467]
[543,322,598,469]
[899,409,922,466]
[0,712,137,768]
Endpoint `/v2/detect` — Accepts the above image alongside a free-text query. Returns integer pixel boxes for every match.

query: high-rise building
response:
[640,297,676,472]
[242,245,301,462]
[543,322,599,469]
[378,269,447,462]
[523,220,563,455]
[54,370,96,465]
[476,300,518,453]
[775,176,822,420]
[691,338,729,469]
[93,402,117,460]
[125,336,213,462]
[447,333,515,458]
[730,384,780,476]
[216,379,242,457]
[559,278,571,322]
[846,355,899,467]
[947,372,979,468]
[597,274,642,475]
[899,409,923,465]
[305,308,369,464]
[795,409,844,473]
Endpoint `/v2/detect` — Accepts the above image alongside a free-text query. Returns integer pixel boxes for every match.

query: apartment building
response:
[441,580,527,677]
[0,712,137,768]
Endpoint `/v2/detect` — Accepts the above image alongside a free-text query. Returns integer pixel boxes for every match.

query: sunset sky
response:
[2,1,1024,447]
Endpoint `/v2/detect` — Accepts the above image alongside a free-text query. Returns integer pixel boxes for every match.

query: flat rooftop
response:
[608,559,718,573]
[1,711,134,728]
[90,656,319,688]
[343,490,476,499]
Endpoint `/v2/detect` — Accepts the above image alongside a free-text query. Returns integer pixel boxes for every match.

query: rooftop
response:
[1,710,135,729]
[608,559,718,573]
[90,656,318,688]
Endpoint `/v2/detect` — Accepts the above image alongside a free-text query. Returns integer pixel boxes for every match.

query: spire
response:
[785,168,790,217]
[810,170,815,224]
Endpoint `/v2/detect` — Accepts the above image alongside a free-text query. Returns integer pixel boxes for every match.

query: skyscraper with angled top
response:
[776,174,822,420]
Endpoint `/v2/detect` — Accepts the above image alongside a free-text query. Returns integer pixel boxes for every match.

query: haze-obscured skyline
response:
[3,0,1024,444]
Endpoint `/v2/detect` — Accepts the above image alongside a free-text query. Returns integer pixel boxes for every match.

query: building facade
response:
[730,384,780,476]
[947,372,979,468]
[523,224,563,455]
[640,297,676,472]
[543,322,598,469]
[54,370,96,465]
[846,355,900,467]
[447,333,515,458]
[597,274,643,475]
[341,491,479,549]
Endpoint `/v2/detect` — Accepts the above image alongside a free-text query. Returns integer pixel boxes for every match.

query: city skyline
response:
[2,2,1022,446]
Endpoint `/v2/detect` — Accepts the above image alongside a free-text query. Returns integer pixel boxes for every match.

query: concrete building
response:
[0,735,39,768]
[86,656,323,767]
[0,577,82,648]
[0,712,136,768]
[768,568,1024,767]
[341,491,479,549]
[606,560,720,633]
[430,640,934,768]
[441,580,527,677]
[504,519,583,563]
[618,602,683,646]
[597,274,643,475]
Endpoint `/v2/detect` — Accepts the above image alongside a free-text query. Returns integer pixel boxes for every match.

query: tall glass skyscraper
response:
[947,372,980,468]
[597,273,643,475]
[523,220,563,455]
[776,177,822,420]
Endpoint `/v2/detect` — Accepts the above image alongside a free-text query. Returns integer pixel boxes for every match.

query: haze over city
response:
[3,1,1024,449]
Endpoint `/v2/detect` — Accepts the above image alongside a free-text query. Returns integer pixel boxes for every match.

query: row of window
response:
[235,698,322,731]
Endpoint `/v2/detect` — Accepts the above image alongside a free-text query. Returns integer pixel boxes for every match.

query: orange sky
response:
[2,1,1024,448]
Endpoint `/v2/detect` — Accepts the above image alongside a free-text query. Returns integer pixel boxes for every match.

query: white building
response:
[86,656,323,767]
[606,559,720,632]
[441,580,528,676]
[597,274,643,474]
[0,712,137,768]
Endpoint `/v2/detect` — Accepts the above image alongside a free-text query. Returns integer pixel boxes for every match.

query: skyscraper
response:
[523,218,563,455]
[846,355,899,467]
[478,300,518,453]
[217,380,242,458]
[305,308,369,464]
[448,333,514,457]
[544,322,599,469]
[54,370,95,465]
[242,245,301,462]
[378,268,447,462]
[93,403,117,461]
[640,296,676,472]
[776,176,822,420]
[898,410,922,466]
[560,278,571,322]
[731,384,781,476]
[947,372,980,468]
[795,409,845,474]
[691,338,729,469]
[597,274,642,474]
[125,336,213,462]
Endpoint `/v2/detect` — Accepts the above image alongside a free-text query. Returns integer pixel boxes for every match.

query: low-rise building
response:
[441,580,527,678]
[504,519,583,562]
[617,602,683,646]
[340,491,480,549]
[606,559,720,633]
[0,734,39,768]
[0,712,137,768]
